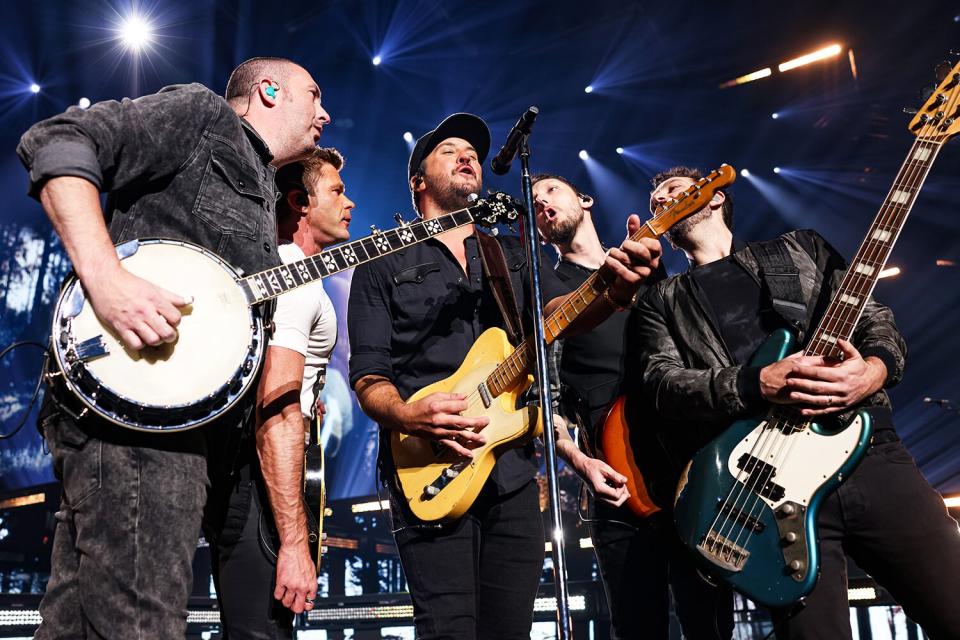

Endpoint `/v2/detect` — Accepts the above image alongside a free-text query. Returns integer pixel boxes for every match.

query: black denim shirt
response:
[17,82,280,277]
[348,232,567,513]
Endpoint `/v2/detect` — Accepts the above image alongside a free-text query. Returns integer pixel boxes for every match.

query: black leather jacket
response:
[629,229,907,483]
[17,83,280,277]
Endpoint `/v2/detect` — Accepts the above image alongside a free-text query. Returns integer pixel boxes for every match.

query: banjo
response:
[50,192,520,432]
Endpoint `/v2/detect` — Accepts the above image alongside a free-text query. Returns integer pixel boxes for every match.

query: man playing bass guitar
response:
[347,112,662,639]
[532,172,733,640]
[632,166,960,639]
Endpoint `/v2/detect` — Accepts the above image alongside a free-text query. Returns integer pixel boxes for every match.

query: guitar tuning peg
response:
[370,224,379,233]
[902,107,919,115]
[467,193,479,203]
[394,212,406,225]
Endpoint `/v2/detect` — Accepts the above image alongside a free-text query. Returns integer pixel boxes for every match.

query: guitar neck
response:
[804,136,944,359]
[484,222,662,397]
[240,209,476,304]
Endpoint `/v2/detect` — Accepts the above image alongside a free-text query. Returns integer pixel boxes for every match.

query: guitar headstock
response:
[472,191,524,228]
[646,163,737,236]
[909,58,960,142]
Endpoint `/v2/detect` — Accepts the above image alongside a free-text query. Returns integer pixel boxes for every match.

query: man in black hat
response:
[347,113,663,639]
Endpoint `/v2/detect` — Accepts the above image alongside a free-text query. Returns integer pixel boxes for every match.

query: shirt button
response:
[238,179,245,188]
[263,242,271,253]
[458,277,463,283]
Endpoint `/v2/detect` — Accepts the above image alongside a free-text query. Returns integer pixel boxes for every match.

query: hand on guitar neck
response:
[759,339,888,416]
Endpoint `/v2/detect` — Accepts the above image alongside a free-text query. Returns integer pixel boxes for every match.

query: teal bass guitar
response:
[673,61,960,607]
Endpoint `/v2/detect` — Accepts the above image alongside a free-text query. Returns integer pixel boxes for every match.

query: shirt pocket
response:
[192,149,266,240]
[391,262,443,322]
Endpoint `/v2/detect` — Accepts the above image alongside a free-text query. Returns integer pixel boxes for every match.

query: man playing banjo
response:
[16,57,330,637]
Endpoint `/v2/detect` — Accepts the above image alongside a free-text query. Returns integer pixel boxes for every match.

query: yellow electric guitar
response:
[391,164,737,521]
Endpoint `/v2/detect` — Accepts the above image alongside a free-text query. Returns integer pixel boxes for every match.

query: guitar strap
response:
[475,230,524,345]
[747,240,808,342]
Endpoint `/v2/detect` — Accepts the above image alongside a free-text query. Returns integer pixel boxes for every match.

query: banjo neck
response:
[239,207,478,305]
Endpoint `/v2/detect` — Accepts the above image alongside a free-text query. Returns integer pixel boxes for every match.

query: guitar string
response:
[705,92,952,560]
[715,97,952,562]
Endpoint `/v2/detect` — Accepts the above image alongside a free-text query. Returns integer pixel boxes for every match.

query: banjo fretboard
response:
[240,208,476,304]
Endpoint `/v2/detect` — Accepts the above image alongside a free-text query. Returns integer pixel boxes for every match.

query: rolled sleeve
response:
[25,141,104,197]
[347,262,395,388]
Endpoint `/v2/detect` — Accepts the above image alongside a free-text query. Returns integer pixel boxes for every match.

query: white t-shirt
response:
[270,242,338,418]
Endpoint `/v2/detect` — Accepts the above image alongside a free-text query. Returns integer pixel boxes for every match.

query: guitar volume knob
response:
[783,532,798,543]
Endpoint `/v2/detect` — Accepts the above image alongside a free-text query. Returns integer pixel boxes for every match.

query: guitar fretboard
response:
[803,136,943,360]
[239,209,475,304]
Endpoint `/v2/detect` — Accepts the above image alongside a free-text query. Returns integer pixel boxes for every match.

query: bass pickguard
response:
[727,415,866,512]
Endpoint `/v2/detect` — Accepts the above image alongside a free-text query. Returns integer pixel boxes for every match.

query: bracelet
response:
[602,289,637,312]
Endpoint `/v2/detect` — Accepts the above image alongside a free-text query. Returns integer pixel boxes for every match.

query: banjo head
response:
[52,239,265,432]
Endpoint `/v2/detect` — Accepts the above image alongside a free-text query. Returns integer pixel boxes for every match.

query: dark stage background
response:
[1,0,959,505]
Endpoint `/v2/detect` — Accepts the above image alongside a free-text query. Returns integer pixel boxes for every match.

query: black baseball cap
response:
[407,112,491,186]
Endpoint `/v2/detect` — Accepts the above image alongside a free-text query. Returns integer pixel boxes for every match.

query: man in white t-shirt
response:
[215,147,354,636]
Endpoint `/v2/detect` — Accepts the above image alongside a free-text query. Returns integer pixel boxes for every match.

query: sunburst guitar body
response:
[391,328,541,522]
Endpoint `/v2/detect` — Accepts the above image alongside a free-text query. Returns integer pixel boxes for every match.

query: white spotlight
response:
[584,85,593,94]
[771,112,779,119]
[773,166,781,174]
[615,147,624,155]
[29,83,40,94]
[402,131,414,143]
[118,14,154,51]
[78,97,91,109]
[372,55,382,66]
[740,168,751,178]
[578,150,589,160]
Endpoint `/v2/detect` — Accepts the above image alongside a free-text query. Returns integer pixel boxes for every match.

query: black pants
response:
[205,463,294,640]
[773,435,960,639]
[35,398,209,640]
[590,508,734,640]
[393,479,545,640]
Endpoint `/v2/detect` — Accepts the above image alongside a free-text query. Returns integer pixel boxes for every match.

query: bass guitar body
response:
[673,329,873,607]
[391,328,541,522]
[598,396,661,518]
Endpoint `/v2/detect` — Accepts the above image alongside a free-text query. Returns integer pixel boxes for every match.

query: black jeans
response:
[205,462,294,640]
[773,434,960,639]
[590,508,734,640]
[35,399,208,639]
[393,479,545,640]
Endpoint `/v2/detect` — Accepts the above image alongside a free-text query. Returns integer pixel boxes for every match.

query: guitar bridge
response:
[698,531,750,572]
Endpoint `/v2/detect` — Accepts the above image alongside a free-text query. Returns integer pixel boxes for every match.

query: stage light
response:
[584,85,593,94]
[719,67,771,88]
[847,587,878,602]
[372,55,382,66]
[937,259,956,267]
[878,266,900,279]
[945,495,960,508]
[78,97,91,109]
[773,167,781,174]
[771,112,779,120]
[740,168,751,178]
[778,44,843,73]
[402,131,414,143]
[29,83,40,94]
[615,147,624,155]
[578,150,589,160]
[117,13,154,51]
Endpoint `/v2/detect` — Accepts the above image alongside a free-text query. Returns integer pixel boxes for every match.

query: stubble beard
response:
[428,172,481,213]
[543,208,584,247]
[664,205,711,247]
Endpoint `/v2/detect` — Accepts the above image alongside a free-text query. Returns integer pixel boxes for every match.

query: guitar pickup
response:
[716,502,765,533]
[736,453,786,502]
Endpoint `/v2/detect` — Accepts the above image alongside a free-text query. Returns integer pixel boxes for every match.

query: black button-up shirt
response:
[348,232,567,516]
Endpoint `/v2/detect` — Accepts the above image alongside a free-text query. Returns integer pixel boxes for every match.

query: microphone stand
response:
[517,133,572,640]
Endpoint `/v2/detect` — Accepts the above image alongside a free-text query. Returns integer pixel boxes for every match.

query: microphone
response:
[490,106,539,175]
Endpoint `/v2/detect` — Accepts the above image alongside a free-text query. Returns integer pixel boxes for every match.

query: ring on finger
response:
[826,396,833,406]
[305,597,315,605]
